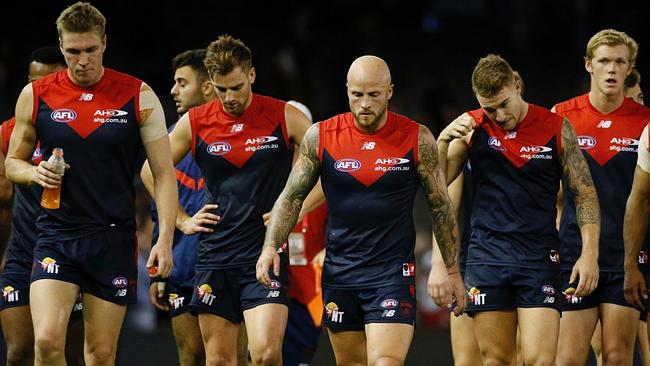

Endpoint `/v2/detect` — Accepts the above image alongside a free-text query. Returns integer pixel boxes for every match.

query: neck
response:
[588,88,625,114]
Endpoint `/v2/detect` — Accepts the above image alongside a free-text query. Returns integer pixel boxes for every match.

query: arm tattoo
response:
[559,118,600,226]
[264,124,321,248]
[417,125,460,270]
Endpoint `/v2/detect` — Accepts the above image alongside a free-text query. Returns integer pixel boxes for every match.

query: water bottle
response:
[41,148,65,209]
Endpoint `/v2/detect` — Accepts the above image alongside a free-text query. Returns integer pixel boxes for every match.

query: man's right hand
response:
[624,264,648,311]
[35,160,69,189]
[178,204,220,235]
[149,282,169,311]
[438,113,476,143]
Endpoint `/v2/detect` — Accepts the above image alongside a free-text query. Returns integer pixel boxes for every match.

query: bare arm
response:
[419,125,465,314]
[256,123,321,286]
[419,125,460,271]
[138,83,178,277]
[624,166,650,268]
[5,84,40,185]
[559,117,600,296]
[264,123,321,249]
[436,113,474,184]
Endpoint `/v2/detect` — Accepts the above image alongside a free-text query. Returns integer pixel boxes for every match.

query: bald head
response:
[347,55,391,86]
[346,55,393,133]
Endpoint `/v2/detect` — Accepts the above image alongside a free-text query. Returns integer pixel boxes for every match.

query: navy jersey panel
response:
[32,69,144,239]
[189,94,293,269]
[151,123,204,288]
[318,112,420,289]
[466,105,563,268]
[555,95,650,271]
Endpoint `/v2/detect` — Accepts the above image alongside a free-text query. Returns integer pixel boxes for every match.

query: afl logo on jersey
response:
[488,137,506,151]
[207,142,231,155]
[50,109,77,123]
[577,136,596,149]
[334,159,361,172]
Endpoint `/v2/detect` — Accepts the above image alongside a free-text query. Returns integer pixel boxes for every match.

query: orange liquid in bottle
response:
[41,184,62,209]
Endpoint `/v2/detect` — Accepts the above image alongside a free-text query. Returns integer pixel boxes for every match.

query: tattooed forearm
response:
[560,118,601,227]
[264,124,321,248]
[418,125,461,271]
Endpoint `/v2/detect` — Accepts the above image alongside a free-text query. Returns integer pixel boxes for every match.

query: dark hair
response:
[624,68,641,89]
[204,34,252,76]
[471,54,515,97]
[171,49,209,81]
[30,46,66,66]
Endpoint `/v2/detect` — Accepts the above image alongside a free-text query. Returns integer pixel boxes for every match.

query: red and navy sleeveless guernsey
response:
[318,112,420,289]
[466,105,563,269]
[1,118,43,261]
[32,68,144,239]
[189,94,292,269]
[555,94,650,272]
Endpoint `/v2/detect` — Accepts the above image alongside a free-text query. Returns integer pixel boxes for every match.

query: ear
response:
[249,67,256,85]
[387,84,394,100]
[584,58,593,74]
[201,79,213,97]
[102,34,107,51]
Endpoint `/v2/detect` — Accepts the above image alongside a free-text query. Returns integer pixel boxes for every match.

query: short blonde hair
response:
[56,2,106,38]
[585,29,638,67]
[204,35,252,77]
[471,54,515,98]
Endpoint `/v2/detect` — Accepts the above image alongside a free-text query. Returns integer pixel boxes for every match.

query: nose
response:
[495,109,507,122]
[170,83,179,96]
[360,96,371,109]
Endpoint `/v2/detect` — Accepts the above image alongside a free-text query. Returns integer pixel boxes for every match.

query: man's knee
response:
[85,343,117,366]
[603,350,633,366]
[6,342,34,366]
[371,355,404,366]
[523,352,556,366]
[250,345,281,366]
[34,334,65,362]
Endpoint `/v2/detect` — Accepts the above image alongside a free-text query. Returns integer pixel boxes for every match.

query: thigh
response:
[450,313,482,366]
[600,302,639,360]
[327,328,367,366]
[82,293,127,351]
[473,310,518,364]
[365,323,413,365]
[637,320,650,366]
[29,279,79,355]
[556,307,598,365]
[243,303,288,357]
[517,307,560,363]
[171,312,203,349]
[0,305,34,349]
[198,313,240,363]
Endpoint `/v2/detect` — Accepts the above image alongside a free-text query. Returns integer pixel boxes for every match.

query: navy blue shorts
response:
[559,270,638,312]
[321,284,417,332]
[166,283,194,318]
[283,298,321,366]
[463,264,560,314]
[190,259,289,323]
[31,228,138,305]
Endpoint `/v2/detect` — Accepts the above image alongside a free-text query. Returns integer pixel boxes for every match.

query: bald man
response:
[257,55,464,365]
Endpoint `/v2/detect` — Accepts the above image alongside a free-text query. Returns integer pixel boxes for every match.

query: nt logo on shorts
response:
[39,257,60,274]
[169,293,185,309]
[325,302,345,323]
[197,284,216,306]
[2,286,20,302]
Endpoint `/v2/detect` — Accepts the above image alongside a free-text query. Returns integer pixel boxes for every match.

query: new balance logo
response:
[597,120,612,128]
[79,93,94,101]
[231,123,244,133]
[361,141,375,150]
